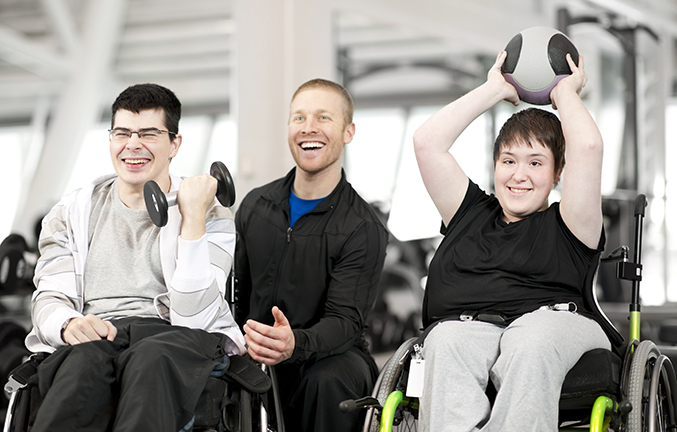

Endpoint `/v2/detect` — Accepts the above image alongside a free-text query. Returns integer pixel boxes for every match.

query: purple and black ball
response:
[501,26,579,105]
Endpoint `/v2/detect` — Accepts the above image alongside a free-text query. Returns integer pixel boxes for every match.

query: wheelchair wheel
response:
[364,337,418,432]
[220,377,284,432]
[627,340,677,432]
[244,365,285,432]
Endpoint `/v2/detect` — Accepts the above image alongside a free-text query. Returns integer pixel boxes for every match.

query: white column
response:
[14,0,127,239]
[232,0,335,200]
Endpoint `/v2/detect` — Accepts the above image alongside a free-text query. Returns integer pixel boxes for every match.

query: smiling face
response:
[110,108,181,196]
[494,141,560,223]
[287,88,355,178]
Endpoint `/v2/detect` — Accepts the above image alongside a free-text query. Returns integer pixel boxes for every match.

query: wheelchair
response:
[343,194,677,432]
[3,350,284,432]
[1,243,286,432]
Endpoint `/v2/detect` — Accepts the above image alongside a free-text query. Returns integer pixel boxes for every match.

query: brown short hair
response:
[291,78,354,125]
[493,108,566,179]
[112,83,181,135]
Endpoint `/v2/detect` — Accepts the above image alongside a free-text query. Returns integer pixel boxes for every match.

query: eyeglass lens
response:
[110,128,166,143]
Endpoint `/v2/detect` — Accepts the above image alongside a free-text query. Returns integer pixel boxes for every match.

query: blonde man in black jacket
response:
[235,78,389,432]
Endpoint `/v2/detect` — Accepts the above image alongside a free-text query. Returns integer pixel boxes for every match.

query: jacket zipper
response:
[273,227,292,306]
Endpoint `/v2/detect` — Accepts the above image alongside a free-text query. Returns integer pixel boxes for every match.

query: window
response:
[346,106,491,242]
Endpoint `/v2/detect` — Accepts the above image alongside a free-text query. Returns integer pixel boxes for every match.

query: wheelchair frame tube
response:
[259,364,268,432]
[3,391,18,432]
[629,310,641,343]
[629,195,646,344]
[380,390,405,432]
[589,396,613,432]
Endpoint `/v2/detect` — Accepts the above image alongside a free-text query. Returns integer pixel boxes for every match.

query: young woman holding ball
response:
[413,51,610,431]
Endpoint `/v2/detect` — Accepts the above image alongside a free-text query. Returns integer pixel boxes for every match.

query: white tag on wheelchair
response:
[406,359,425,398]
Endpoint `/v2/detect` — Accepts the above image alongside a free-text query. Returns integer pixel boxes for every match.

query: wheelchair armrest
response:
[224,355,271,394]
[4,352,49,394]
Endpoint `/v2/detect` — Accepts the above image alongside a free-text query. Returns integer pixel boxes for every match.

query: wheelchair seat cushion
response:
[559,348,621,412]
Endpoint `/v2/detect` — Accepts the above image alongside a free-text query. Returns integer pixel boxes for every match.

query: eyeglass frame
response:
[108,127,177,142]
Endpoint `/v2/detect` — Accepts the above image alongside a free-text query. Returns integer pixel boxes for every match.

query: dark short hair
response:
[493,108,565,179]
[111,83,181,134]
[291,78,354,124]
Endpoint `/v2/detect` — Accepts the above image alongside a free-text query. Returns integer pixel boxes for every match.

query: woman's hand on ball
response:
[551,54,587,109]
[489,51,520,106]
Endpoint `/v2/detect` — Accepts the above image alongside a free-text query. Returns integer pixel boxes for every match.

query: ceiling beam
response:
[573,0,677,36]
[336,0,547,56]
[0,23,71,77]
[39,0,81,58]
[15,0,128,238]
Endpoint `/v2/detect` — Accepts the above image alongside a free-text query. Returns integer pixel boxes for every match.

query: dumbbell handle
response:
[163,190,179,207]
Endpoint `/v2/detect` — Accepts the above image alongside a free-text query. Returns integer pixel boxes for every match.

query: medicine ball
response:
[501,26,579,105]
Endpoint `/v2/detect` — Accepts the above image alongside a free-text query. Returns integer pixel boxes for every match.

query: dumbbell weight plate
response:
[143,180,169,227]
[0,234,29,251]
[210,161,236,207]
[0,246,25,293]
[0,234,29,293]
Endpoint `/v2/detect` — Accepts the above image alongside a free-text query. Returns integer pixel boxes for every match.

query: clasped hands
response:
[62,314,117,345]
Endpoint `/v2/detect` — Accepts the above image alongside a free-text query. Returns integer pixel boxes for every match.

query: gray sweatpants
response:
[419,309,611,432]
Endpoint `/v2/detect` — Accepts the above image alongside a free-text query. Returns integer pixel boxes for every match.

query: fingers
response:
[551,54,587,108]
[488,51,520,106]
[243,321,284,365]
[178,174,217,210]
[244,335,279,365]
[488,51,506,77]
[243,320,279,345]
[243,314,295,365]
[567,54,587,87]
[493,51,506,69]
[567,53,582,71]
[177,174,217,240]
[104,320,118,342]
[574,55,587,88]
[272,306,289,327]
[63,314,116,345]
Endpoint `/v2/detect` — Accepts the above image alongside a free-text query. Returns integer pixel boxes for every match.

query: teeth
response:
[125,159,148,164]
[300,142,324,149]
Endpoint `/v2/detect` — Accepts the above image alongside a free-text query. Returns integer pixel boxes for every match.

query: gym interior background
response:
[1,0,677,378]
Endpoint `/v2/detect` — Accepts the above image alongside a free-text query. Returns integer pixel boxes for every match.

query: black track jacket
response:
[235,168,388,363]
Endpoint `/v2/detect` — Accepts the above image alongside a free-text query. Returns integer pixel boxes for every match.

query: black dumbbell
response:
[0,234,35,295]
[143,161,236,227]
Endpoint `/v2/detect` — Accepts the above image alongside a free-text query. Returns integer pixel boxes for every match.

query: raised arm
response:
[413,51,519,226]
[550,55,604,249]
[171,176,244,354]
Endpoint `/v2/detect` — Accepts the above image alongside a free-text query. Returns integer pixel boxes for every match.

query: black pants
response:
[275,346,378,432]
[32,317,225,432]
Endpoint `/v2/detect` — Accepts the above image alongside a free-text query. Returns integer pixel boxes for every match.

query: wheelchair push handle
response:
[338,396,380,413]
[634,194,647,217]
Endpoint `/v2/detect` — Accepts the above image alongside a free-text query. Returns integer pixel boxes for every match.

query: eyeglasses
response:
[108,128,175,144]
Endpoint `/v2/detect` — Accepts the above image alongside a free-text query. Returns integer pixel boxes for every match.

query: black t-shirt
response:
[422,181,604,327]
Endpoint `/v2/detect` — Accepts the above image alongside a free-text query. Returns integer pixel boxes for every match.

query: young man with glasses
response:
[25,83,245,432]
